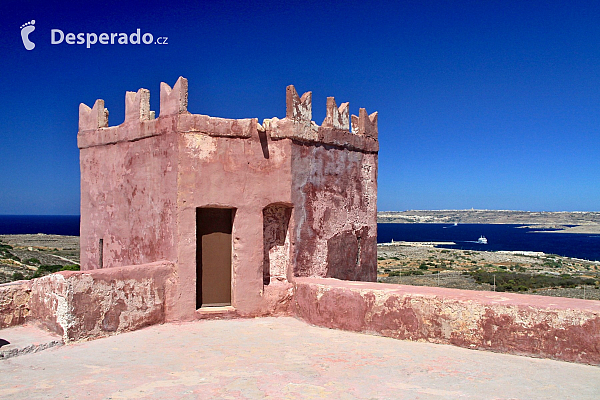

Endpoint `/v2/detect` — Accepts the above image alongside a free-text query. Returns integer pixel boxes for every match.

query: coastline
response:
[377,243,600,301]
[536,224,600,234]
[378,210,600,225]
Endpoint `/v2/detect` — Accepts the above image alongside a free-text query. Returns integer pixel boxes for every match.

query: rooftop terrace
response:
[1,317,599,399]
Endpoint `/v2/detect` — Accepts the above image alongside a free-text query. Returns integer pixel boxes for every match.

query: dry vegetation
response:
[0,235,80,283]
[378,244,600,300]
[3,234,599,301]
[378,210,600,227]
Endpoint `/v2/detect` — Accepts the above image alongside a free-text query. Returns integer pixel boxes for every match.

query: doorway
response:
[196,207,235,308]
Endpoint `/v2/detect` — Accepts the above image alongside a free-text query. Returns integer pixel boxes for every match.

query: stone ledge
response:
[177,114,255,138]
[78,120,158,148]
[292,277,600,365]
[26,261,175,342]
[265,117,379,153]
[0,281,31,329]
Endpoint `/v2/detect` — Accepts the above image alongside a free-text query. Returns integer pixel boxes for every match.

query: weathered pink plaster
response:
[4,79,599,366]
[0,282,31,328]
[0,262,173,341]
[78,77,378,321]
[293,277,600,365]
[4,77,596,366]
[27,261,174,342]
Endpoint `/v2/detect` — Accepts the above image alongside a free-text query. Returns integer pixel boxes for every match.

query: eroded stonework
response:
[78,77,378,321]
[293,278,600,365]
[4,78,595,365]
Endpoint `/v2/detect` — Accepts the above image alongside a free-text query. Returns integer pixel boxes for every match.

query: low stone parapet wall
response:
[1,261,175,342]
[0,281,31,329]
[293,277,600,365]
[5,267,600,364]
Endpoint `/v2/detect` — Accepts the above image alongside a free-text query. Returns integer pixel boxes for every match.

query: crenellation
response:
[124,88,153,122]
[80,78,378,295]
[78,99,109,132]
[268,85,377,151]
[351,108,378,139]
[266,85,318,142]
[285,85,312,122]
[160,76,188,117]
[6,76,597,366]
[322,97,349,131]
[77,79,378,152]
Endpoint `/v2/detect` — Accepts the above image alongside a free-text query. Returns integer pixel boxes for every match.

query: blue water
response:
[1,217,598,261]
[378,223,600,261]
[0,215,80,236]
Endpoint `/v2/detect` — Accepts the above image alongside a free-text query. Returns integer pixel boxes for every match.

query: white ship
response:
[477,235,488,244]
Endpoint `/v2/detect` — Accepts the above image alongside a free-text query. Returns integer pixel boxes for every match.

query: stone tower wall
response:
[78,77,379,320]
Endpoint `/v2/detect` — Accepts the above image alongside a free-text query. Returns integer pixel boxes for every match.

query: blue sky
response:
[1,0,599,214]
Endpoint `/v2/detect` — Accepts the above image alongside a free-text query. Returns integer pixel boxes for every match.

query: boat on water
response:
[477,235,488,244]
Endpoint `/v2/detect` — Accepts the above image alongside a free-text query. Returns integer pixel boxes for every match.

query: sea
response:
[0,216,598,262]
[378,223,600,262]
[0,215,80,236]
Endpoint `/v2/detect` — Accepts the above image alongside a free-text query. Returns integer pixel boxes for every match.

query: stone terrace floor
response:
[1,317,599,399]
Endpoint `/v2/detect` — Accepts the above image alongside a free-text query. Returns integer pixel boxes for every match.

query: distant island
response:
[377,210,600,234]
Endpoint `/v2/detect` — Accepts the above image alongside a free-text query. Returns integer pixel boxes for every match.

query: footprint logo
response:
[20,20,36,50]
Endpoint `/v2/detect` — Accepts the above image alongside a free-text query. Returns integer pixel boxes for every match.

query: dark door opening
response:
[196,208,234,308]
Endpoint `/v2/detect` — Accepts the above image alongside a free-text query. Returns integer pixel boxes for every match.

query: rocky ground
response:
[378,210,600,228]
[378,244,600,300]
[2,234,599,301]
[0,235,80,284]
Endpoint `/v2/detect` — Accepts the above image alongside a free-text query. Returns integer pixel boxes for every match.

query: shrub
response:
[0,246,20,262]
[24,258,41,265]
[32,264,80,279]
[469,270,596,293]
[543,259,562,268]
[11,272,24,280]
[402,270,424,276]
[419,263,428,270]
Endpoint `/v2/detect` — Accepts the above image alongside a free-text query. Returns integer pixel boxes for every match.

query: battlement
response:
[78,77,378,152]
[160,76,188,116]
[77,76,379,326]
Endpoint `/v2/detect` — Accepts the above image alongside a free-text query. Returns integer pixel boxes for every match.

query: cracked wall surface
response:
[26,261,174,342]
[78,77,379,321]
[0,282,31,328]
[293,277,600,365]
